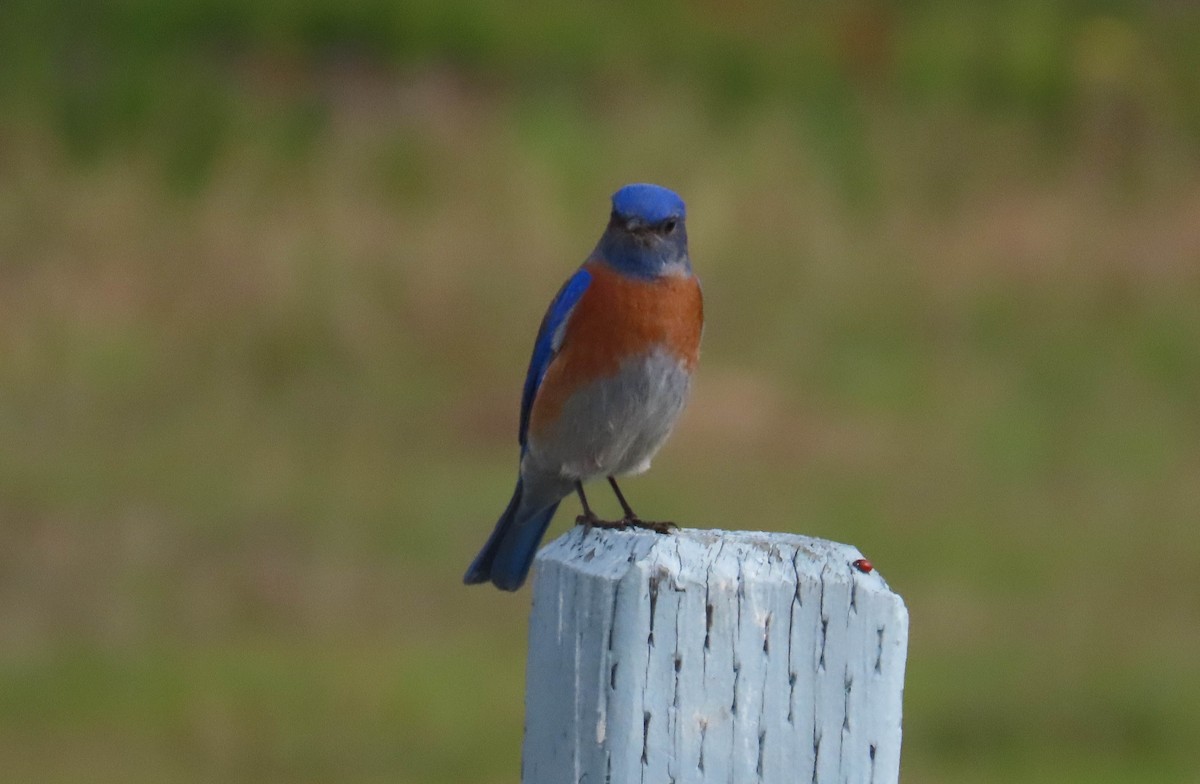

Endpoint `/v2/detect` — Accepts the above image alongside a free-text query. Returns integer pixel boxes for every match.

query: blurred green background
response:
[1,1,1199,781]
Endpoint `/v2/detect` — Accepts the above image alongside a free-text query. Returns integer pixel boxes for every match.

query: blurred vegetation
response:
[1,1,1199,782]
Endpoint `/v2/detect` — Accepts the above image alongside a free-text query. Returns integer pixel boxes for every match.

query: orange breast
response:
[528,260,704,438]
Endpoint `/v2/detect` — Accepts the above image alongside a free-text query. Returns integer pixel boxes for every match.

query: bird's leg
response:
[607,476,638,520]
[607,477,677,534]
[576,480,633,528]
[576,480,642,530]
[576,477,604,525]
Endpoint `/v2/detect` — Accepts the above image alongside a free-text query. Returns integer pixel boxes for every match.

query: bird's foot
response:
[576,512,625,531]
[620,516,678,535]
[575,514,676,534]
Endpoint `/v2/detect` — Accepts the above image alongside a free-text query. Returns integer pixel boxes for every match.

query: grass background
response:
[1,1,1199,781]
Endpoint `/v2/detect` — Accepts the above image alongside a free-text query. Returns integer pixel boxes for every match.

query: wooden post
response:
[522,527,908,784]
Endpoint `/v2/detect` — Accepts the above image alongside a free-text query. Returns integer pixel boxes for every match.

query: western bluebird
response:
[464,183,704,591]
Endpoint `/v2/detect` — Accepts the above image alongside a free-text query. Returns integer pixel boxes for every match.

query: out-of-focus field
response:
[1,2,1199,782]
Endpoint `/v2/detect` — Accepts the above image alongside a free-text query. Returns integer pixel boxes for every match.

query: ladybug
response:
[851,558,874,574]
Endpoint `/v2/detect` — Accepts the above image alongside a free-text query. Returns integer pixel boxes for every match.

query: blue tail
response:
[463,479,561,591]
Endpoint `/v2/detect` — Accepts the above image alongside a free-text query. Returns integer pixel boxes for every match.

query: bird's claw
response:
[623,517,677,534]
[576,513,622,531]
[576,514,676,535]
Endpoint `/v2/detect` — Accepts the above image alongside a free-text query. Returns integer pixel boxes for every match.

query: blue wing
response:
[519,267,592,448]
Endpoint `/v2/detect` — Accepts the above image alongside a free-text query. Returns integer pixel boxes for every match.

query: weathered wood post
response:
[522,527,908,784]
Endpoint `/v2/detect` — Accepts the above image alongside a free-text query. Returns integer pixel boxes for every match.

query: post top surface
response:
[538,526,901,600]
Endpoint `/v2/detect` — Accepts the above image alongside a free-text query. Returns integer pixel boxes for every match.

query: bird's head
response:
[595,183,690,278]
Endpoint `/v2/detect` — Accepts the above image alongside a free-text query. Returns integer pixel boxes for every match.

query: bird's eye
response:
[663,219,677,234]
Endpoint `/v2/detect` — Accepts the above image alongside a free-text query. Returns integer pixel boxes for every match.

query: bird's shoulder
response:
[518,266,593,447]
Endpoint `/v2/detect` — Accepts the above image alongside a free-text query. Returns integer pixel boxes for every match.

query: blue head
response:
[594,183,690,278]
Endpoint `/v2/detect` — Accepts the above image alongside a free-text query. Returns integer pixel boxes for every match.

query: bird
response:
[464,183,704,591]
